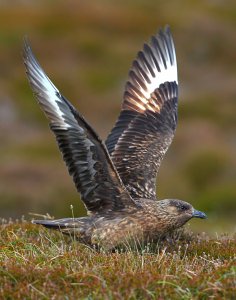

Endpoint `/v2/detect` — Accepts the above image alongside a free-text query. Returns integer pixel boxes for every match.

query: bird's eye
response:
[180,205,188,211]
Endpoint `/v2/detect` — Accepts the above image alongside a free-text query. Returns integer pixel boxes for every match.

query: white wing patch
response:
[24,41,71,129]
[123,27,178,113]
[141,65,177,99]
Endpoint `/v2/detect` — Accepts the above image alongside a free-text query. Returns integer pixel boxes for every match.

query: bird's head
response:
[156,199,207,229]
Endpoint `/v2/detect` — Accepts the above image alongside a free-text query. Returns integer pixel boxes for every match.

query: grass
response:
[0,220,235,299]
[1,0,236,222]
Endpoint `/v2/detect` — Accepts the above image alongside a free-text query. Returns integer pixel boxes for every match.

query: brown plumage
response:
[23,26,206,250]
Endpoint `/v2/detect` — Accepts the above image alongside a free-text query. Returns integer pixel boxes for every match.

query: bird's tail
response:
[32,218,72,229]
[32,217,91,242]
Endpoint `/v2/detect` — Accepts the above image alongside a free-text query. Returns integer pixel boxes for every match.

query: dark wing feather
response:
[106,27,178,199]
[23,40,137,213]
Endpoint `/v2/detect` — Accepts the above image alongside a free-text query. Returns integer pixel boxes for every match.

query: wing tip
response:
[22,36,33,64]
[123,25,178,112]
[163,24,171,35]
[32,219,65,229]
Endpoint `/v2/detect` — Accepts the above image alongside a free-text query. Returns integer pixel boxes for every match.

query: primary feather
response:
[23,40,137,213]
[105,26,178,199]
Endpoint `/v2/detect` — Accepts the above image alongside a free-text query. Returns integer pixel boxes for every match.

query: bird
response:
[23,26,207,250]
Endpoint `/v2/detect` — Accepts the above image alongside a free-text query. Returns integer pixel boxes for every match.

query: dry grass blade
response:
[0,221,235,299]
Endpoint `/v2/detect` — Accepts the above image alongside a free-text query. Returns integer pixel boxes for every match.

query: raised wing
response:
[23,40,137,213]
[105,26,178,200]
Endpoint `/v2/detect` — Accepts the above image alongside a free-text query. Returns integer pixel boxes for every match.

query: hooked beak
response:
[192,209,207,219]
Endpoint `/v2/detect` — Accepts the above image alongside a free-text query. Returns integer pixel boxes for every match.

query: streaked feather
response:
[106,27,178,199]
[23,40,137,213]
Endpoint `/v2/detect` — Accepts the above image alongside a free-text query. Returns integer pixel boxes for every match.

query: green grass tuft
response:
[0,221,235,299]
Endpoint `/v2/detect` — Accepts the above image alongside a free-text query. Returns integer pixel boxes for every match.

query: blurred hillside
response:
[0,0,235,234]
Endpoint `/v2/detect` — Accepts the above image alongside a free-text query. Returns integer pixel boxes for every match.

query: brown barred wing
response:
[106,26,178,199]
[23,40,137,213]
[107,82,178,200]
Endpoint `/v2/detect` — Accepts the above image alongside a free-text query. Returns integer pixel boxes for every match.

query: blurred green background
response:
[0,0,235,234]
